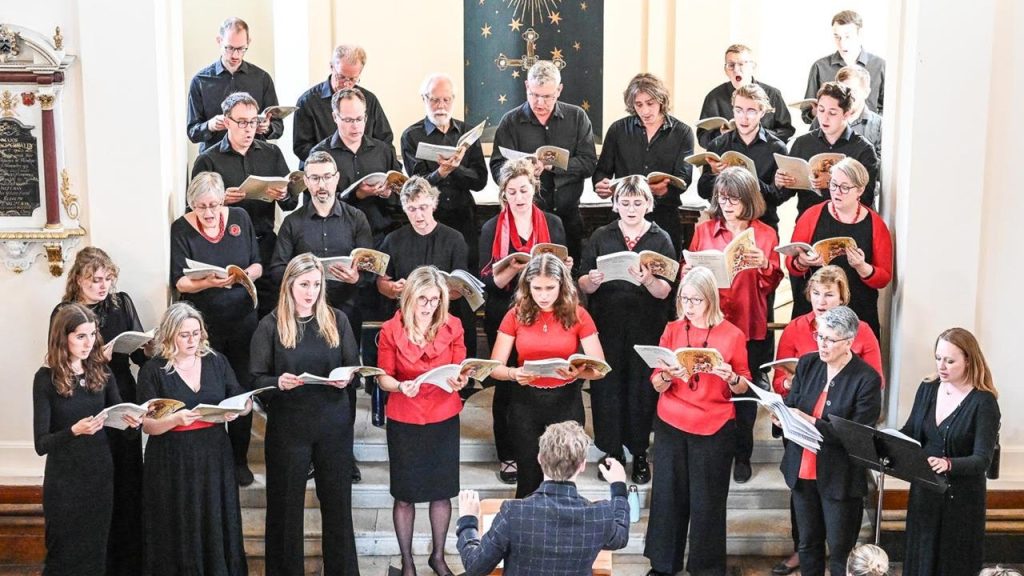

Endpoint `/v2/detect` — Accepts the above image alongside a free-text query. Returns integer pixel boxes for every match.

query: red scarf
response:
[482,206,551,276]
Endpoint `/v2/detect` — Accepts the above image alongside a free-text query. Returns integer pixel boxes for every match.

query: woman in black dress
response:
[53,246,147,575]
[250,253,361,576]
[479,158,568,483]
[377,266,469,576]
[579,176,675,484]
[170,171,262,485]
[378,176,476,357]
[33,304,137,576]
[138,302,250,576]
[899,327,1000,576]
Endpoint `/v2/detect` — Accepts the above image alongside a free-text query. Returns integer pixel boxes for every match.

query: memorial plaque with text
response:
[0,118,40,217]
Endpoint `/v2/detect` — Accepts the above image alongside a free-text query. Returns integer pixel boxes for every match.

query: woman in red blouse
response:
[644,266,751,576]
[489,253,606,498]
[786,157,892,337]
[681,166,783,484]
[377,266,470,576]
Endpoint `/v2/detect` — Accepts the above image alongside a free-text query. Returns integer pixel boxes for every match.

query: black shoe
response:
[351,462,362,483]
[771,557,800,575]
[498,460,517,484]
[236,464,255,487]
[632,454,651,484]
[733,459,752,483]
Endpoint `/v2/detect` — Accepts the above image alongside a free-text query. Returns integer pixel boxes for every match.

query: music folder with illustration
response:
[317,249,391,278]
[498,145,570,171]
[103,329,155,355]
[296,366,386,385]
[414,120,486,162]
[682,227,757,287]
[238,171,306,202]
[96,398,185,429]
[633,345,724,375]
[773,152,846,193]
[438,269,486,311]
[522,354,612,381]
[492,243,569,274]
[609,171,687,191]
[182,258,258,309]
[731,382,824,453]
[775,236,858,266]
[685,150,757,176]
[193,386,276,423]
[413,359,504,392]
[338,171,408,200]
[596,250,679,285]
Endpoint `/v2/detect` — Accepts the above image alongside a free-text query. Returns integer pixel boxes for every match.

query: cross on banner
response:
[495,28,566,72]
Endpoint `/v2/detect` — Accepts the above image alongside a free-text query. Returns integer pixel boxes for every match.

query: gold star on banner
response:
[498,94,508,104]
[511,70,521,78]
[550,47,564,60]
[573,41,581,51]
[548,11,562,25]
[509,18,522,32]
[481,23,492,38]
[580,1,588,10]
[581,100,590,112]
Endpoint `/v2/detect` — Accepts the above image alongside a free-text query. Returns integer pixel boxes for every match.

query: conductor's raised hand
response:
[458,489,481,518]
[598,457,627,484]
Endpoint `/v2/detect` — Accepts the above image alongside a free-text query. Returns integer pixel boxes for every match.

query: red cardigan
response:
[651,319,751,435]
[377,312,466,425]
[687,219,784,340]
[785,202,893,290]
[772,311,884,395]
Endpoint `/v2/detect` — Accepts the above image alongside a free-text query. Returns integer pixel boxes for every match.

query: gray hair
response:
[332,44,366,67]
[528,60,561,86]
[819,305,860,340]
[399,176,440,206]
[846,544,889,576]
[830,157,870,189]
[304,151,337,172]
[220,91,258,115]
[218,17,249,39]
[420,73,454,97]
[187,172,226,208]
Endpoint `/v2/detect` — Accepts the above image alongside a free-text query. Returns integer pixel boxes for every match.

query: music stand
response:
[829,416,948,544]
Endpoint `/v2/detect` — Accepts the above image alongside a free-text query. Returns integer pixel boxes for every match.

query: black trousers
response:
[650,203,684,256]
[791,479,863,576]
[483,293,515,463]
[554,207,584,275]
[436,204,480,273]
[590,331,659,458]
[264,400,358,575]
[644,418,735,576]
[735,337,773,464]
[207,310,258,467]
[256,233,279,319]
[508,381,585,498]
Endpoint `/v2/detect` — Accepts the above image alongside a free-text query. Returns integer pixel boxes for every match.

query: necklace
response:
[829,200,862,225]
[174,355,199,372]
[620,220,649,251]
[684,320,713,391]
[198,212,226,243]
[540,310,553,333]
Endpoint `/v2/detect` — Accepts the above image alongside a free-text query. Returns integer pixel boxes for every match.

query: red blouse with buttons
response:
[377,312,467,425]
[686,219,784,341]
[772,311,884,395]
[651,318,752,435]
[498,305,598,388]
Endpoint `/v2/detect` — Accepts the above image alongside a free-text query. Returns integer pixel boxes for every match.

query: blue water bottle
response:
[628,484,640,523]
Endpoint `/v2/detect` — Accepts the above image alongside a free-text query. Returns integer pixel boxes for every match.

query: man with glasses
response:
[400,73,488,270]
[490,60,598,271]
[294,44,394,166]
[187,17,283,152]
[696,44,794,149]
[272,150,374,483]
[192,91,296,319]
[310,88,403,245]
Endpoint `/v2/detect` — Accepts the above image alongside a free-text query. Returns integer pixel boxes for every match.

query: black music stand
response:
[829,416,948,544]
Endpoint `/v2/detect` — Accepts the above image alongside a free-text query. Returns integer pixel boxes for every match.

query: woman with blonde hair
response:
[644,266,751,576]
[846,543,888,576]
[137,302,250,576]
[490,253,606,498]
[377,266,469,576]
[899,328,1000,576]
[249,253,360,575]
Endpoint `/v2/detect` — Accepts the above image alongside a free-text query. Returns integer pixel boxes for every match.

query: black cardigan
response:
[781,352,882,499]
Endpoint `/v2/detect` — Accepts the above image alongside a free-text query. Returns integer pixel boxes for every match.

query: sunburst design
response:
[505,0,561,27]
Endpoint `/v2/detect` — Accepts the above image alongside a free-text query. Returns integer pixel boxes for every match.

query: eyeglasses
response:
[732,107,761,118]
[193,202,223,213]
[404,203,435,214]
[178,330,203,341]
[828,181,859,195]
[679,296,705,306]
[527,91,557,103]
[336,115,366,125]
[717,194,741,206]
[334,73,360,85]
[424,96,454,107]
[227,116,260,129]
[222,45,248,55]
[814,333,853,347]
[305,172,338,185]
[416,296,441,307]
[725,60,753,70]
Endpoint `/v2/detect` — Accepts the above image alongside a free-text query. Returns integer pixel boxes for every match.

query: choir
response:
[29,10,1003,576]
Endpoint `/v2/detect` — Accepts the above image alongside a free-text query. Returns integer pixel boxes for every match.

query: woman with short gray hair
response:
[778,305,882,576]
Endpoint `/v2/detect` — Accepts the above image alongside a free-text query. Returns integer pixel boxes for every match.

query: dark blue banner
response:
[464,0,604,141]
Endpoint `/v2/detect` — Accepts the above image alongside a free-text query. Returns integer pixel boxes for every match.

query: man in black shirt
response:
[697,45,795,148]
[272,150,373,483]
[192,91,296,317]
[697,84,788,231]
[593,73,694,253]
[811,66,882,157]
[293,45,394,165]
[310,88,403,245]
[803,10,886,124]
[490,60,597,270]
[187,17,282,153]
[400,73,488,271]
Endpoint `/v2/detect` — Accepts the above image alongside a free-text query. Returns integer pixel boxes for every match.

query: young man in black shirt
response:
[186,17,282,153]
[803,10,886,124]
[811,66,882,158]
[697,45,794,148]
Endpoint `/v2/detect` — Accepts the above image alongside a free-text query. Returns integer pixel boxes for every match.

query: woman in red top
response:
[644,266,751,576]
[377,266,469,576]
[489,253,606,498]
[682,166,783,484]
[786,157,893,337]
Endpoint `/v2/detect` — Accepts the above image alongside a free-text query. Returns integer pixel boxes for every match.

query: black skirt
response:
[387,414,460,503]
